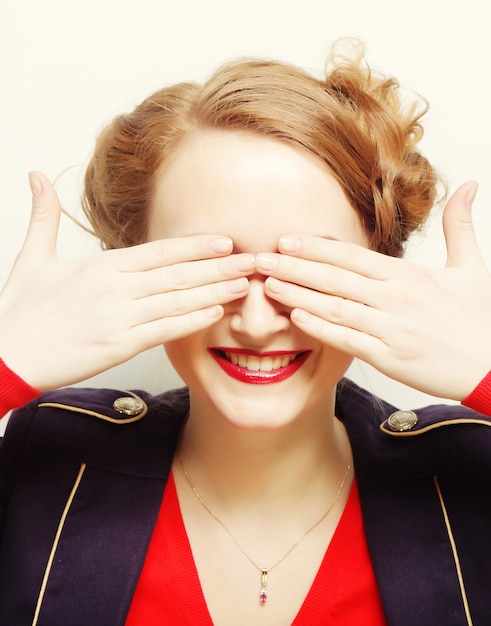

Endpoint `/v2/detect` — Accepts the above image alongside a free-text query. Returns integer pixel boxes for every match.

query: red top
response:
[0,359,40,418]
[125,472,387,625]
[462,370,491,415]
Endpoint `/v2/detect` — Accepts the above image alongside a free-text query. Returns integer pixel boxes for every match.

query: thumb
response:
[21,171,62,259]
[443,180,484,269]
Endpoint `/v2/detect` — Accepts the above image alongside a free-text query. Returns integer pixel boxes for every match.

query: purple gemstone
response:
[260,590,267,603]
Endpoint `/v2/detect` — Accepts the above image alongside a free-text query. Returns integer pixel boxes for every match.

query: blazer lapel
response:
[336,380,472,626]
[36,466,167,626]
[0,387,187,626]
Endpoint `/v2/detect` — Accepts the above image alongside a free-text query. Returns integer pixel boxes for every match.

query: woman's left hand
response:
[256,181,491,400]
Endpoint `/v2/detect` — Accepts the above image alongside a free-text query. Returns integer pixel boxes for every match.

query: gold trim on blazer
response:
[380,416,491,437]
[433,475,474,626]
[32,462,87,626]
[38,391,148,424]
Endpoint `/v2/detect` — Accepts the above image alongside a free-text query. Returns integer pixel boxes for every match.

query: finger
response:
[256,252,382,307]
[290,307,382,361]
[131,253,255,299]
[129,305,226,349]
[264,277,381,334]
[109,234,235,272]
[443,181,485,269]
[276,235,400,280]
[21,171,62,259]
[130,277,249,324]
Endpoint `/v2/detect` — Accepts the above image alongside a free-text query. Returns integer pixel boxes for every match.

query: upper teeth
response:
[225,352,295,372]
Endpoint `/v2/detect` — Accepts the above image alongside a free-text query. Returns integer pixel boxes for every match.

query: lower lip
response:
[208,350,311,384]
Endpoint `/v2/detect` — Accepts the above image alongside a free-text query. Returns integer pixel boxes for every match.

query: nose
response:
[229,276,291,343]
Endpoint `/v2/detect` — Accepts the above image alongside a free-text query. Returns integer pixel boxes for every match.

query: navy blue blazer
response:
[0,379,490,625]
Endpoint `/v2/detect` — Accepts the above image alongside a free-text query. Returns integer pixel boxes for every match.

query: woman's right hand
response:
[0,172,254,391]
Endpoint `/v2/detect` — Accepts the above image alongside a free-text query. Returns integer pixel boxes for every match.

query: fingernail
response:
[466,181,479,207]
[291,309,310,324]
[229,277,249,294]
[256,253,278,271]
[28,171,42,197]
[278,236,301,252]
[264,277,285,294]
[205,305,223,319]
[232,253,255,272]
[211,237,233,254]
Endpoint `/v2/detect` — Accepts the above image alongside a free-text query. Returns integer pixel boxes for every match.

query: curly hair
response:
[83,41,440,256]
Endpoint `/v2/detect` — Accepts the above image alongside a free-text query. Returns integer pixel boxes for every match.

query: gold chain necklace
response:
[177,453,351,605]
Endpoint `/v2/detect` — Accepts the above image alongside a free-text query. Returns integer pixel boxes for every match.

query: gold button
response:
[387,410,418,432]
[113,396,145,416]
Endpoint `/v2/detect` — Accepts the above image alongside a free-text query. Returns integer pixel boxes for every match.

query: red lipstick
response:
[209,348,311,384]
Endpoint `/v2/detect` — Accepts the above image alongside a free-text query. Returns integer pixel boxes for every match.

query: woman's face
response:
[149,130,368,431]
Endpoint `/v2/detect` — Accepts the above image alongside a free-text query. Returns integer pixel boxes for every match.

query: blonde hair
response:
[83,42,440,256]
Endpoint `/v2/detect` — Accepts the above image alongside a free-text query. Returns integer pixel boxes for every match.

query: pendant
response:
[259,569,268,604]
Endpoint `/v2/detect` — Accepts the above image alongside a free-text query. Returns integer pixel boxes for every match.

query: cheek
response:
[164,340,190,378]
[164,337,204,386]
[313,346,354,383]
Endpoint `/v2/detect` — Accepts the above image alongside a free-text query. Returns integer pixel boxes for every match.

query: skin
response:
[0,129,490,624]
[145,129,491,623]
[150,130,368,434]
[1,153,489,400]
[145,127,363,515]
[0,174,256,390]
[259,181,491,400]
[149,129,361,624]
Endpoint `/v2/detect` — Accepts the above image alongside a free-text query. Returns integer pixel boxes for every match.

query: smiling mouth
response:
[209,349,311,384]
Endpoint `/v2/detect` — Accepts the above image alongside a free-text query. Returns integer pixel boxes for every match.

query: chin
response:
[173,352,347,433]
[223,410,296,432]
[202,387,327,433]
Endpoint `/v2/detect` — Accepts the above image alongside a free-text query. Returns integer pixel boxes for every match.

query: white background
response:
[1,0,490,421]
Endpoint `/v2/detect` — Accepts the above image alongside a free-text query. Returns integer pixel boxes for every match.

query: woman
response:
[1,44,491,625]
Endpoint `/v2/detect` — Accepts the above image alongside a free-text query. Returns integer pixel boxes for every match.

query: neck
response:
[175,389,352,520]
